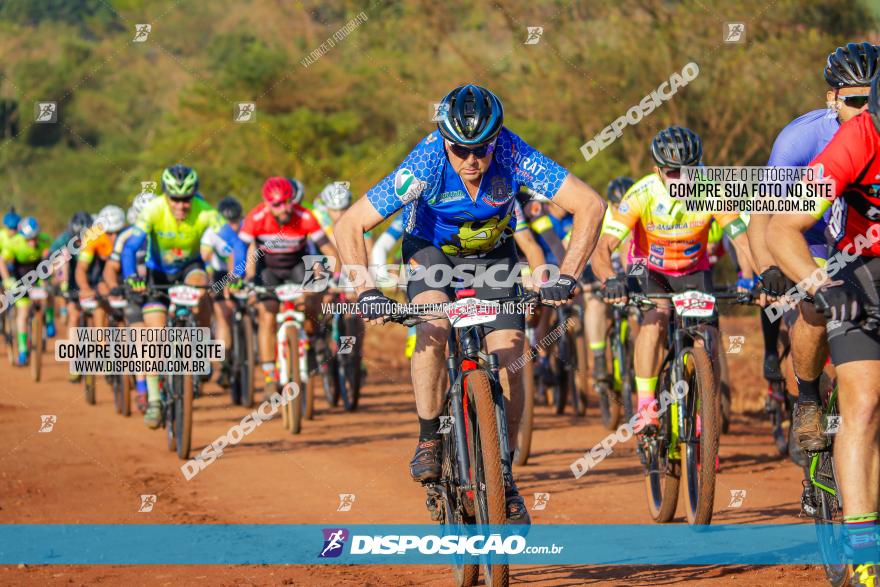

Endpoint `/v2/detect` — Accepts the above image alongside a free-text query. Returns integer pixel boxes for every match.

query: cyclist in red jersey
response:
[240,177,338,399]
[769,75,880,586]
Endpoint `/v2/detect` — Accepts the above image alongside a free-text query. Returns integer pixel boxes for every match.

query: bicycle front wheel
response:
[464,369,508,587]
[680,346,719,525]
[645,362,680,523]
[175,374,194,459]
[30,309,43,382]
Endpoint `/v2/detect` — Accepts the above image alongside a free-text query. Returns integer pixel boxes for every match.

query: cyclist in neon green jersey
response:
[121,164,244,428]
[0,217,52,365]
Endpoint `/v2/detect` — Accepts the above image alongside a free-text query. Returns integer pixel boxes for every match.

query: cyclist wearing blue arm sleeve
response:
[121,228,147,279]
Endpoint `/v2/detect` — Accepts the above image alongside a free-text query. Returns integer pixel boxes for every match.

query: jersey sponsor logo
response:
[394,168,425,204]
[684,243,701,256]
[481,177,512,207]
[619,202,630,214]
[424,133,438,145]
[649,254,664,267]
[512,151,547,178]
[650,244,665,255]
[428,190,467,205]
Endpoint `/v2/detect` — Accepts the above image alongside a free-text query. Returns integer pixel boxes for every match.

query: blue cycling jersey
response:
[536,214,573,265]
[767,109,839,249]
[366,128,568,257]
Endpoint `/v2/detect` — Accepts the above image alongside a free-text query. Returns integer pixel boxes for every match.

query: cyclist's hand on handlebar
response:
[758,265,791,300]
[736,275,756,295]
[227,277,244,291]
[125,275,146,293]
[357,288,395,324]
[601,276,628,304]
[539,274,577,305]
[814,281,862,324]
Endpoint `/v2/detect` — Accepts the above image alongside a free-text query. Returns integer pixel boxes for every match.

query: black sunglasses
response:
[840,94,870,109]
[448,142,494,159]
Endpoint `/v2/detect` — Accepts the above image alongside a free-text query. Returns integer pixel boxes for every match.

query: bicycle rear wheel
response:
[645,363,680,523]
[680,346,719,525]
[573,325,589,417]
[514,354,535,466]
[30,309,43,382]
[338,315,362,411]
[464,370,508,587]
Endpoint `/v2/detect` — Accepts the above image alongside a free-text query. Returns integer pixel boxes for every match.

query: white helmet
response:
[127,192,156,225]
[97,205,126,233]
[320,182,352,210]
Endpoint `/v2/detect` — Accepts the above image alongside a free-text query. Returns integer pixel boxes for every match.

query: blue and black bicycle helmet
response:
[436,84,504,146]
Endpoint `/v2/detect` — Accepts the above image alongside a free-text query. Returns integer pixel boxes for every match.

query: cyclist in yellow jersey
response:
[593,126,756,433]
[122,164,228,428]
[0,217,52,365]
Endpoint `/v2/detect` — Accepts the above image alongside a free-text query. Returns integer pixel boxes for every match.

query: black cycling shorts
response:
[402,234,524,333]
[255,255,307,302]
[826,256,880,365]
[145,259,206,308]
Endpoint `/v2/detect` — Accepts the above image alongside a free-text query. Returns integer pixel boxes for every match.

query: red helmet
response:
[262,176,293,205]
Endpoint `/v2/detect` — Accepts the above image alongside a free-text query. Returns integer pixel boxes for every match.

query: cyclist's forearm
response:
[730,234,756,279]
[767,218,823,295]
[104,260,120,289]
[590,235,619,283]
[747,213,776,271]
[0,261,10,282]
[74,262,90,292]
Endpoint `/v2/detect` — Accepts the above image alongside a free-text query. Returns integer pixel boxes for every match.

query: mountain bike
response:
[547,304,589,417]
[765,321,795,457]
[147,284,209,460]
[799,373,849,586]
[108,296,133,417]
[596,302,637,430]
[632,290,749,525]
[326,288,364,411]
[253,284,316,434]
[78,296,99,403]
[382,289,538,587]
[26,285,49,382]
[229,288,258,408]
[513,318,538,466]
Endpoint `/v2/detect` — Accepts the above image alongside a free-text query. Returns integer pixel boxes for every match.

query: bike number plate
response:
[168,285,200,307]
[672,290,716,317]
[275,284,303,302]
[445,298,499,328]
[80,298,99,310]
[109,299,128,309]
[29,288,48,301]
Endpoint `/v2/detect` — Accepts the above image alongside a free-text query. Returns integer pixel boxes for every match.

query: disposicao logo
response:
[319,528,349,558]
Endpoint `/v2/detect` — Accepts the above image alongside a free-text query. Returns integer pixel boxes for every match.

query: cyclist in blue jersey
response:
[335,84,606,524]
[202,196,247,388]
[749,42,879,451]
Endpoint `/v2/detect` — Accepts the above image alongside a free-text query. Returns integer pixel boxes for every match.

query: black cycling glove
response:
[602,276,628,300]
[357,288,395,320]
[758,266,792,297]
[813,281,862,324]
[540,274,577,302]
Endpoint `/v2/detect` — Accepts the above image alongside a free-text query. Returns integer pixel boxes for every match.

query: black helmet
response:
[68,211,93,234]
[870,73,880,135]
[651,126,703,168]
[217,195,243,221]
[436,84,504,146]
[161,164,199,199]
[824,42,880,88]
[606,176,635,204]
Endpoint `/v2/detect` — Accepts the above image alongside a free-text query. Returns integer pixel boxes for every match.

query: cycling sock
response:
[590,341,606,365]
[146,375,160,403]
[844,513,878,557]
[761,311,781,356]
[418,416,442,441]
[635,376,658,400]
[261,362,276,382]
[135,380,148,395]
[17,332,27,353]
[795,375,821,404]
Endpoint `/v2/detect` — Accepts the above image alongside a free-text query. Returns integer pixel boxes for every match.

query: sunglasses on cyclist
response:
[447,141,495,159]
[839,94,871,109]
[659,167,682,178]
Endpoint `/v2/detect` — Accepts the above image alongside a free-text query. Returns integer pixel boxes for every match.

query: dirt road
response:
[0,316,828,585]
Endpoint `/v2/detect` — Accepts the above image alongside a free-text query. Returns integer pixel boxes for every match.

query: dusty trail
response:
[0,316,826,585]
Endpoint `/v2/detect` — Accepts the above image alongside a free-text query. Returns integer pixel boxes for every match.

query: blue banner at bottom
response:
[0,524,873,565]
